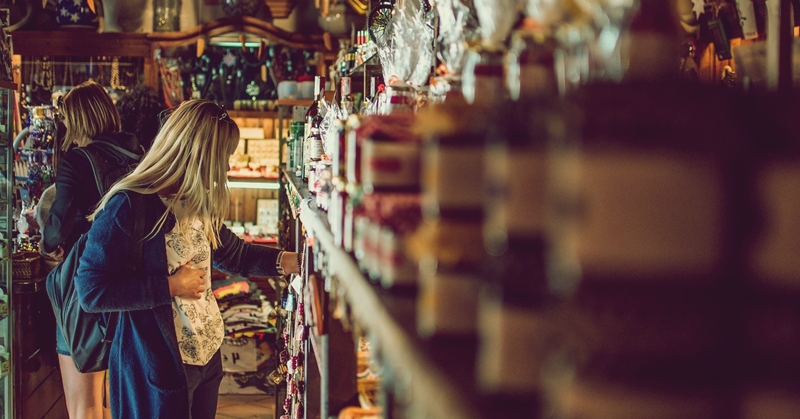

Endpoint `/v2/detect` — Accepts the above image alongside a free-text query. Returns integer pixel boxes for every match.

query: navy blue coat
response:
[74,191,281,419]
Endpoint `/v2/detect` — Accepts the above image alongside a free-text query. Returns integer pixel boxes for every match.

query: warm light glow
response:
[227,180,280,190]
[213,41,263,48]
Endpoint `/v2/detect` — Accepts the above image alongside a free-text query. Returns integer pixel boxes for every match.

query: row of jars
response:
[290,79,800,419]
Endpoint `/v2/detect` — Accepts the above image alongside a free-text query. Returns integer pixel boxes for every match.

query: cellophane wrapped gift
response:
[377,8,434,88]
[472,0,519,47]
[436,0,480,76]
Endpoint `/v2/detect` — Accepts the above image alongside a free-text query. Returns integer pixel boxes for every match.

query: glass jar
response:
[506,30,557,100]
[385,84,416,114]
[461,48,506,105]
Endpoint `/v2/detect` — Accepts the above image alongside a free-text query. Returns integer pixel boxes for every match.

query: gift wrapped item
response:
[473,0,519,48]
[355,113,423,194]
[358,192,423,286]
[377,8,434,89]
[436,0,480,76]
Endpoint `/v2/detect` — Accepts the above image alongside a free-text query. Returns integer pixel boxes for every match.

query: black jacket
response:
[42,132,144,254]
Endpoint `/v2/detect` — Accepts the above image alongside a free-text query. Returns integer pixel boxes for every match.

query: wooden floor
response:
[216,394,275,419]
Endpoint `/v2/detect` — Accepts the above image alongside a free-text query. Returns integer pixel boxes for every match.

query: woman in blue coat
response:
[74,100,300,419]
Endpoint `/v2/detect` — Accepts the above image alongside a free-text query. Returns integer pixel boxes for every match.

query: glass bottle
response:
[340,77,354,117]
[477,100,559,417]
[302,76,326,182]
[461,47,506,106]
[506,29,558,100]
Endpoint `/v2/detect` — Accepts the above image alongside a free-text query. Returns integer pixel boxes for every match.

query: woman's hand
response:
[280,252,301,275]
[23,208,39,231]
[168,263,205,299]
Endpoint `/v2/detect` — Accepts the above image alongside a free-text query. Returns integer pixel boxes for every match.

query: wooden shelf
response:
[0,81,18,90]
[228,110,280,119]
[10,16,330,58]
[147,16,327,51]
[346,52,380,77]
[291,184,480,419]
[283,170,307,219]
[227,177,280,190]
[11,31,152,57]
[276,99,314,107]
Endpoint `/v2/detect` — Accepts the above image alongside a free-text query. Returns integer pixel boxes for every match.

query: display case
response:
[0,81,17,419]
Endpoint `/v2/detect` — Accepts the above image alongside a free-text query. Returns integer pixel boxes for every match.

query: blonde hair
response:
[60,81,121,151]
[92,100,240,249]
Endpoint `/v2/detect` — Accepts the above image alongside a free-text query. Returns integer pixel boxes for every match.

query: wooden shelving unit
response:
[10,16,332,90]
[275,99,314,107]
[283,170,481,419]
[228,110,280,119]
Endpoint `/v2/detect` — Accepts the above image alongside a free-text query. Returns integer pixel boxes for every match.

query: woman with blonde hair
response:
[74,99,301,419]
[38,80,144,419]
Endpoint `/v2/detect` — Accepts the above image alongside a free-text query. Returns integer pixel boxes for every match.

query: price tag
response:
[221,336,258,373]
[736,0,759,39]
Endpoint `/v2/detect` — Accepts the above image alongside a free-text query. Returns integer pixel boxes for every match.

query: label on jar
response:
[417,258,482,337]
[379,227,416,288]
[328,189,341,244]
[361,139,420,192]
[365,221,383,281]
[564,381,718,419]
[485,146,548,237]
[477,296,546,393]
[473,65,504,106]
[576,150,723,281]
[748,161,800,288]
[518,65,557,97]
[424,145,484,213]
[354,215,369,269]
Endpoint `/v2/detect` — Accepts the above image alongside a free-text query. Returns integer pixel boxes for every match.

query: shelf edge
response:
[297,199,479,419]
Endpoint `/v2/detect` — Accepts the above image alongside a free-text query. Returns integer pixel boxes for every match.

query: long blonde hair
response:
[92,100,240,249]
[60,81,121,151]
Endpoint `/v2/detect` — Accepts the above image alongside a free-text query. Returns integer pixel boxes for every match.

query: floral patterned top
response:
[164,218,224,366]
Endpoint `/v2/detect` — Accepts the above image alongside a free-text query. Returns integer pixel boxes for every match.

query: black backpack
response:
[45,144,144,373]
[76,141,142,194]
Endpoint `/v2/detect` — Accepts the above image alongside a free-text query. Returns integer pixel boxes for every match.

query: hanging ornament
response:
[692,0,706,19]
[196,37,206,58]
[222,51,237,67]
[245,80,260,99]
[109,57,124,90]
[721,65,737,87]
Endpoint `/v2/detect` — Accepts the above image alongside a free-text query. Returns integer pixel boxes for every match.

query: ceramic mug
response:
[277,81,297,100]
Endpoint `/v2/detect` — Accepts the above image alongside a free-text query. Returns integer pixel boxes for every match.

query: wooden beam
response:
[147,16,328,51]
[11,31,152,57]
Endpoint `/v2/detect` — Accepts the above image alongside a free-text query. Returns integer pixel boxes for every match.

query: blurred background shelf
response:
[295,194,481,419]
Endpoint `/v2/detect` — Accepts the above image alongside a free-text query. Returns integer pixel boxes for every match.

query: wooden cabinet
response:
[13,276,66,419]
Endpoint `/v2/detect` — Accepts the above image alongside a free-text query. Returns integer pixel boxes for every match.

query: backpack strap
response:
[89,141,143,161]
[75,147,104,197]
[103,193,147,344]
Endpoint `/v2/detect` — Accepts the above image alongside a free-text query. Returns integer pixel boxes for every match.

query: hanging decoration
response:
[0,9,12,82]
[56,0,99,29]
[692,0,706,19]
[222,0,262,17]
[156,49,184,108]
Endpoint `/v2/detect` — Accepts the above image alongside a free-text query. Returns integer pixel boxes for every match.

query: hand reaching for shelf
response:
[280,251,302,275]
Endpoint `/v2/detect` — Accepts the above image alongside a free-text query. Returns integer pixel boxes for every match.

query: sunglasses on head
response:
[158,102,234,127]
[55,96,66,121]
[217,104,233,124]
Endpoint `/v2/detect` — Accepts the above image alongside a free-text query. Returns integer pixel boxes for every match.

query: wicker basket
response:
[12,251,41,279]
